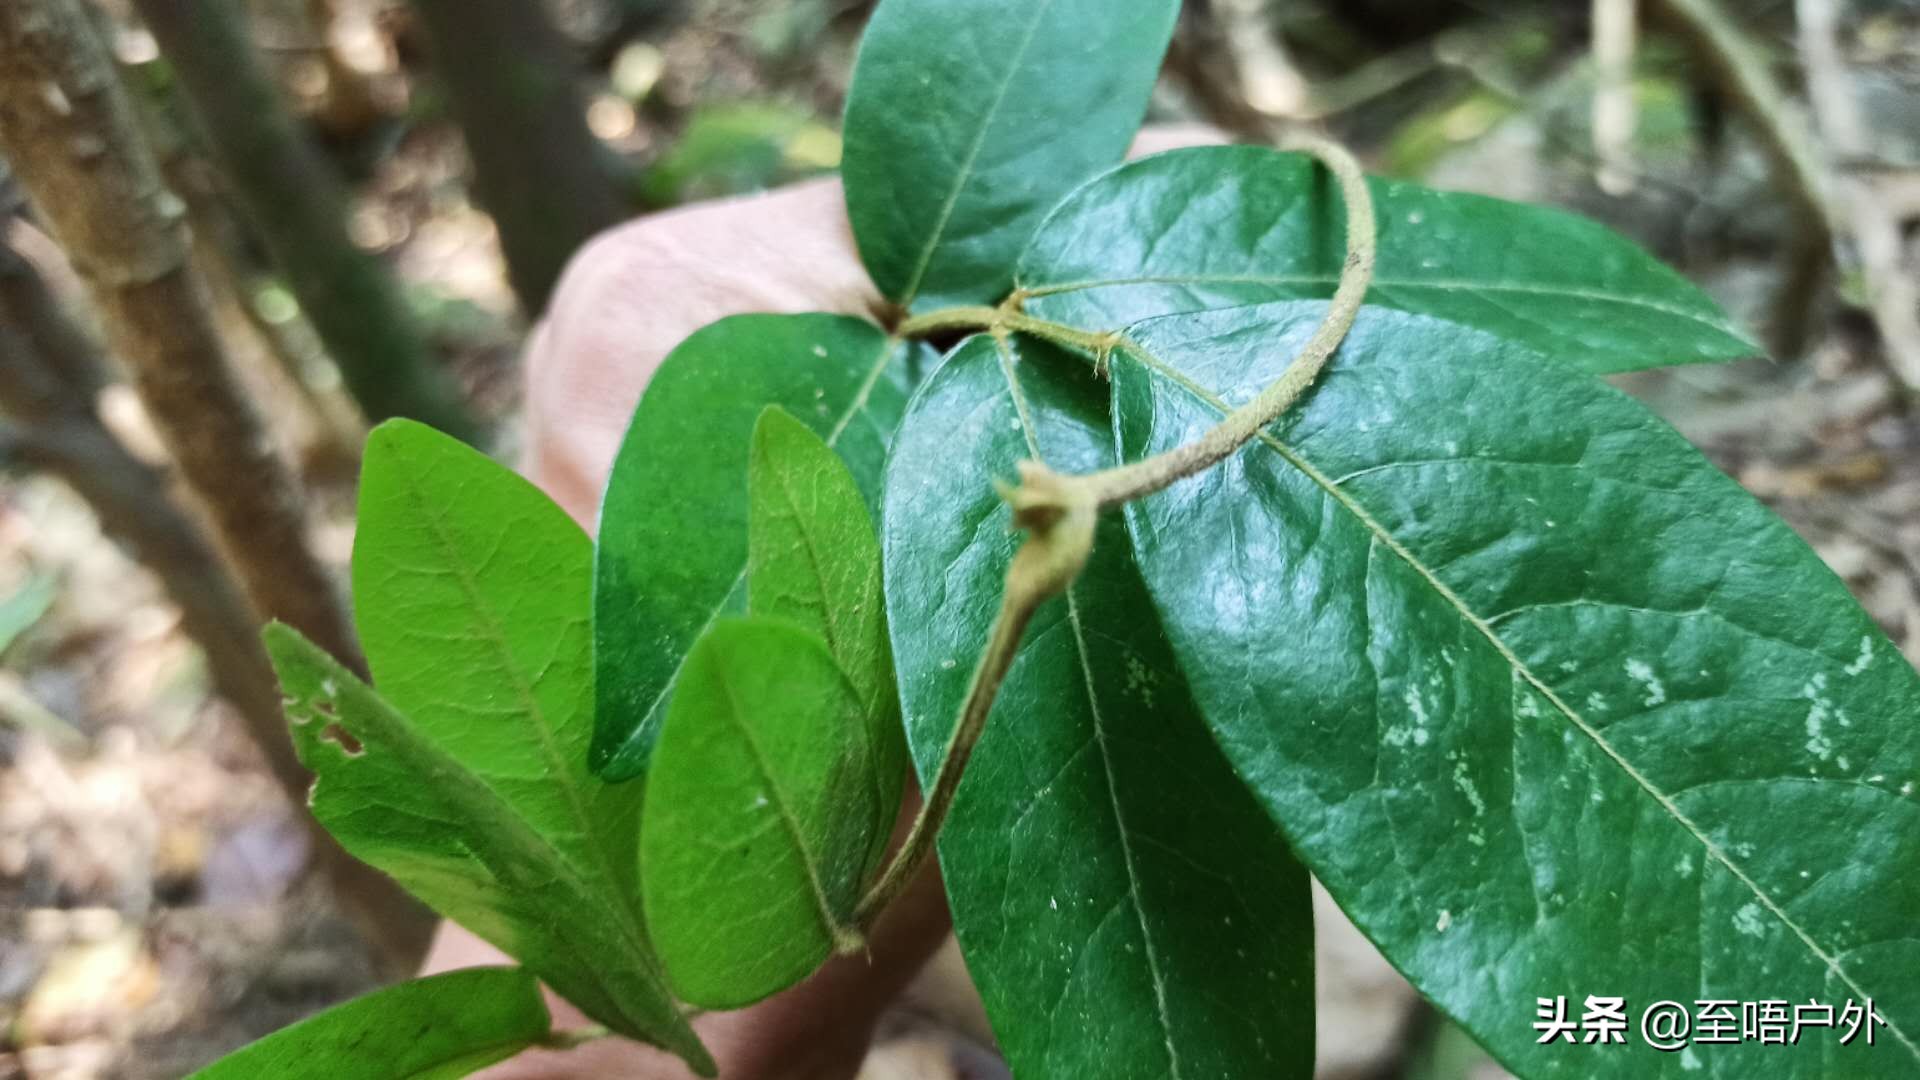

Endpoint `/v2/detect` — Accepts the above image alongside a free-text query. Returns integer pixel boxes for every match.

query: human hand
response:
[426,125,1221,1079]
[423,175,950,1080]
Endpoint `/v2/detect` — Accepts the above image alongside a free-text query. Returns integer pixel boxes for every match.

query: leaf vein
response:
[1130,350,1920,1063]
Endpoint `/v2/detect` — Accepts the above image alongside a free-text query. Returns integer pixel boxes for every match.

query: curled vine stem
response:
[856,132,1375,928]
[1072,131,1375,508]
[853,463,1096,928]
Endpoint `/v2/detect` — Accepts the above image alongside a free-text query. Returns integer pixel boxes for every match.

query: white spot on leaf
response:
[1844,635,1874,676]
[1624,658,1666,707]
[1453,762,1486,816]
[1803,674,1835,761]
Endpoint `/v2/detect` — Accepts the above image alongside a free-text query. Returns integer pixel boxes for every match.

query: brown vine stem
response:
[856,132,1376,929]
[853,454,1096,927]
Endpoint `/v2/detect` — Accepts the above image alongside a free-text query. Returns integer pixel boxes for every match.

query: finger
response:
[435,826,949,1080]
[523,177,882,524]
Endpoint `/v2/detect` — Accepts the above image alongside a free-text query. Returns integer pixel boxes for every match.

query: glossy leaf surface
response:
[842,0,1178,310]
[593,314,922,781]
[189,968,549,1080]
[747,405,905,822]
[1018,146,1755,373]
[883,335,1315,1078]
[640,617,888,1008]
[1112,301,1920,1077]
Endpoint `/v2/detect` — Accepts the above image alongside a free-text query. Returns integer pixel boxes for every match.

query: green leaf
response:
[0,574,56,657]
[748,405,905,865]
[1018,145,1756,373]
[841,0,1178,310]
[882,335,1315,1078]
[188,967,549,1080]
[1111,301,1920,1078]
[356,420,641,901]
[641,102,839,205]
[593,314,925,781]
[640,617,889,1008]
[266,627,713,1075]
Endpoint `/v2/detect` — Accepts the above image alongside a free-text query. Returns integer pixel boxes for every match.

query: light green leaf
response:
[1018,145,1756,373]
[272,419,709,1071]
[1112,301,1920,1078]
[883,335,1315,1077]
[642,102,839,205]
[267,627,712,1075]
[356,420,640,901]
[188,967,548,1080]
[592,314,926,781]
[0,574,56,657]
[842,0,1178,310]
[640,617,886,1008]
[748,404,904,875]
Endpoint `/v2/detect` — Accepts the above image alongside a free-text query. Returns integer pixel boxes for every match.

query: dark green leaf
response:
[842,0,1178,310]
[640,617,888,1007]
[1112,301,1920,1078]
[748,405,904,794]
[188,968,549,1080]
[593,314,925,781]
[267,627,713,1075]
[883,335,1315,1078]
[1018,145,1756,373]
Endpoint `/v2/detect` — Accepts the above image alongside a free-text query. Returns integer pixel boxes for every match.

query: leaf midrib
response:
[283,636,685,1044]
[398,473,624,902]
[1021,272,1741,336]
[713,667,851,945]
[895,0,1058,305]
[766,460,849,663]
[994,336,1184,1078]
[1123,344,1920,1064]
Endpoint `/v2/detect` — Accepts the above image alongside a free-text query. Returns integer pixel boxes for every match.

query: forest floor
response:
[3,3,1917,1079]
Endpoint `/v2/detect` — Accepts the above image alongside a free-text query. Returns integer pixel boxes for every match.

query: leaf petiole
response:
[861,133,1375,930]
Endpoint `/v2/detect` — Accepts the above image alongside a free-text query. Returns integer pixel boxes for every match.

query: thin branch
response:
[0,231,434,971]
[1592,0,1639,195]
[862,135,1376,925]
[403,0,633,314]
[0,0,366,678]
[855,455,1097,928]
[1062,133,1376,509]
[131,0,480,442]
[1797,0,1920,390]
[1650,0,1835,355]
[1651,0,1834,238]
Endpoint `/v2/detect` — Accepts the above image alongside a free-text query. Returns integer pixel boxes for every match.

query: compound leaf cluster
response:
[233,0,1920,1077]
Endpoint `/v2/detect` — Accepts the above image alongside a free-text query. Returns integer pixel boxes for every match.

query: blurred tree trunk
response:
[1650,0,1834,357]
[0,233,301,798]
[0,234,434,971]
[129,0,480,444]
[0,0,437,966]
[406,0,631,315]
[0,0,366,679]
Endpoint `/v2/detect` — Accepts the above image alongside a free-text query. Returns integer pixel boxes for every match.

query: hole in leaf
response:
[319,722,364,756]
